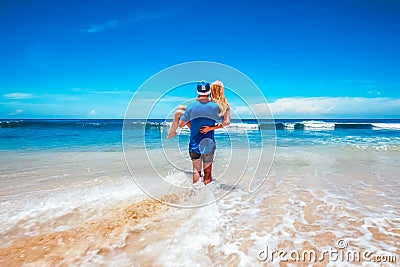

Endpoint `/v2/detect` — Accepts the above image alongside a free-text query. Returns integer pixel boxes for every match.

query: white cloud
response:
[58,96,80,101]
[3,92,33,99]
[77,12,166,34]
[367,90,381,96]
[88,110,98,117]
[234,97,400,118]
[130,12,164,23]
[78,20,121,33]
[232,106,253,116]
[8,109,23,115]
[72,87,133,95]
[267,97,336,115]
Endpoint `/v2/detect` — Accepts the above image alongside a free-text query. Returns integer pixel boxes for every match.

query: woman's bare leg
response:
[167,106,186,139]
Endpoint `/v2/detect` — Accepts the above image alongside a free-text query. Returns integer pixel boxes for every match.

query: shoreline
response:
[0,131,399,265]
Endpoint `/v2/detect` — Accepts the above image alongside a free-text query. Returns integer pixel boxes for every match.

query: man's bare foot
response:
[203,179,212,185]
[167,132,177,139]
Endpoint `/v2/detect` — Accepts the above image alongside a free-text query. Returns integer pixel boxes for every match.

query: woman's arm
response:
[220,109,230,127]
[199,124,222,133]
[199,109,230,134]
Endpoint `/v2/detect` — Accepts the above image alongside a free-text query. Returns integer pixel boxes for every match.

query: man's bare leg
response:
[203,162,213,185]
[192,159,202,183]
[167,106,186,139]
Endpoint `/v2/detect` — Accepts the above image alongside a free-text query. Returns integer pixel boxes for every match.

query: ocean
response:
[0,119,399,266]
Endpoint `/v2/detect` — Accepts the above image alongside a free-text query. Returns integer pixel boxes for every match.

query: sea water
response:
[0,119,399,266]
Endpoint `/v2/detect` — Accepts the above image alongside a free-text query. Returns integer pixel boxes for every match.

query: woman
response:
[167,80,230,139]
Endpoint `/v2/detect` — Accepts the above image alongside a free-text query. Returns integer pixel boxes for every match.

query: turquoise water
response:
[1,119,400,151]
[0,118,399,266]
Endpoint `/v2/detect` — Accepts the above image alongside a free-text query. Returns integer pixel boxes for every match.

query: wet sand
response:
[0,147,399,266]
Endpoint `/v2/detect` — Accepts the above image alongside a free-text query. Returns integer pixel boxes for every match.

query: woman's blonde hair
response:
[210,80,229,116]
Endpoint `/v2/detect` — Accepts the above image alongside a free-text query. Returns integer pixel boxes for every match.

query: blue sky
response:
[1,0,399,118]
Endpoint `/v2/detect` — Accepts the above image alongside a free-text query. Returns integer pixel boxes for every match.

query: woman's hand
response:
[200,126,213,134]
[200,124,223,133]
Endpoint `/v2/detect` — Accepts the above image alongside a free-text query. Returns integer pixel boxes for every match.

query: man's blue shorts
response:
[189,150,215,163]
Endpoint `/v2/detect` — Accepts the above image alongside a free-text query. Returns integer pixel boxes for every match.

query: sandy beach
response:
[0,133,399,266]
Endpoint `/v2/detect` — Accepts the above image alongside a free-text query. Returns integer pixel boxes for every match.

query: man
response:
[178,82,221,185]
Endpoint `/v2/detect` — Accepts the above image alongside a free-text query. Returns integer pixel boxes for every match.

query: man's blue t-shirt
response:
[181,100,221,154]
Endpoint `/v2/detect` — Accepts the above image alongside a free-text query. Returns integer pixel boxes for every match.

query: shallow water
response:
[0,119,399,266]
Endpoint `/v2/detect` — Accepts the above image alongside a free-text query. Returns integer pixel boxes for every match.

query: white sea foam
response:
[0,178,145,244]
[372,123,400,130]
[228,123,259,130]
[285,123,295,130]
[1,144,399,266]
[127,120,400,133]
[152,199,225,266]
[301,120,335,130]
